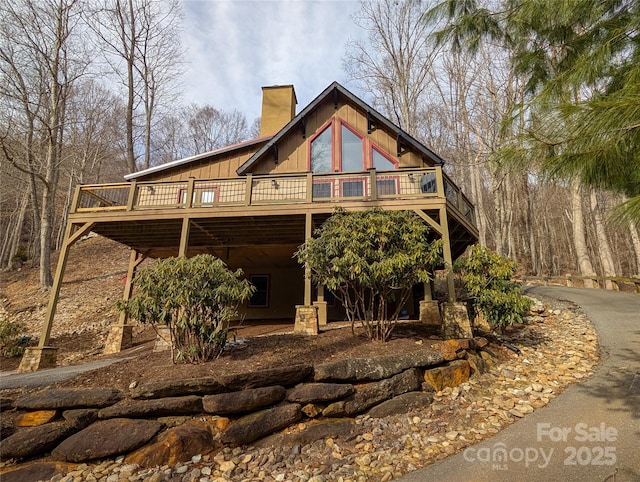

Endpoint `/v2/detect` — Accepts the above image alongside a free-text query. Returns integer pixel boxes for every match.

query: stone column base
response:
[17,347,58,372]
[153,325,173,352]
[294,305,319,335]
[313,301,328,327]
[103,325,134,354]
[441,302,473,339]
[419,300,441,326]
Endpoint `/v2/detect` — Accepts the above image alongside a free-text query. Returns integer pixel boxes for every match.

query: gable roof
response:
[124,135,273,181]
[236,81,444,175]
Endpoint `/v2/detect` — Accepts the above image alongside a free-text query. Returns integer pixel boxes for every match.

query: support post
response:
[179,217,191,257]
[306,172,313,203]
[126,181,137,211]
[185,177,195,208]
[440,206,456,302]
[244,173,253,206]
[304,212,312,306]
[314,284,327,327]
[369,168,377,200]
[104,250,147,354]
[19,221,95,371]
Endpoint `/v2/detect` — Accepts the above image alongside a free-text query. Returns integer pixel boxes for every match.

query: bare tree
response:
[88,0,184,172]
[186,105,249,154]
[0,0,87,288]
[344,0,441,136]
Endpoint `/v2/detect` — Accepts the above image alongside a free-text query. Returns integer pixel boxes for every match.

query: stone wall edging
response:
[0,337,493,467]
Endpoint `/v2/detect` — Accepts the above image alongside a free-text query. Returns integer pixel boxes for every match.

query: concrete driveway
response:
[398,286,640,482]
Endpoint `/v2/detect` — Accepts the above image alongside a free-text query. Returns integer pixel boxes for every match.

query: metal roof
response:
[124,135,273,181]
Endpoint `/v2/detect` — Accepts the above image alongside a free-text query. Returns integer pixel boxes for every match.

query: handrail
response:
[521,274,640,294]
[72,167,476,227]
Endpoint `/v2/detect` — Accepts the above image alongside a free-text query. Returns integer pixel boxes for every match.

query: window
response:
[372,147,397,170]
[200,190,215,204]
[179,186,217,206]
[420,172,437,193]
[376,179,397,196]
[308,119,399,174]
[310,125,332,173]
[341,124,364,172]
[341,179,365,197]
[312,181,333,199]
[249,275,269,308]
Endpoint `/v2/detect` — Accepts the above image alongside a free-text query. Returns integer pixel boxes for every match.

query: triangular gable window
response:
[372,146,398,170]
[308,119,398,173]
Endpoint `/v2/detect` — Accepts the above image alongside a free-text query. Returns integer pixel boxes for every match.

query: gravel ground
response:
[28,296,601,482]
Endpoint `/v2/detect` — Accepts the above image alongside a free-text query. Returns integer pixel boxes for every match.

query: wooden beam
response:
[304,212,312,306]
[118,250,148,324]
[439,206,456,302]
[38,221,96,347]
[413,209,442,234]
[179,217,191,256]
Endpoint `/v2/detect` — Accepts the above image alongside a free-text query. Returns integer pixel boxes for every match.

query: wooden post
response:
[439,206,456,302]
[306,172,313,203]
[185,177,195,208]
[39,222,95,347]
[126,181,137,211]
[117,250,146,324]
[423,279,433,301]
[369,168,377,200]
[20,221,95,371]
[304,212,312,305]
[70,184,82,214]
[435,166,445,199]
[179,217,191,257]
[244,173,253,206]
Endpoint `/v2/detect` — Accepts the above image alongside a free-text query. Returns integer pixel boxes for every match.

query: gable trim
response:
[236,82,445,175]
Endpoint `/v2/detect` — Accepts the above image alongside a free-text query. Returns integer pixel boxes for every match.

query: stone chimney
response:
[259,85,297,136]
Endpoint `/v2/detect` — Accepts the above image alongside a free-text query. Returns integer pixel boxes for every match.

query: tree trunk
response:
[628,225,640,277]
[589,191,616,288]
[0,191,29,269]
[571,180,596,287]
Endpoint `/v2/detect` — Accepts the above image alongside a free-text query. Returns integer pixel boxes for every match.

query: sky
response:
[180,0,366,124]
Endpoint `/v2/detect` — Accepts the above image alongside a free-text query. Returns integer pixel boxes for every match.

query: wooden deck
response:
[68,167,477,259]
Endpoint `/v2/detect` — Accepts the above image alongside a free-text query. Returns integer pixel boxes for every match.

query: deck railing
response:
[73,167,476,226]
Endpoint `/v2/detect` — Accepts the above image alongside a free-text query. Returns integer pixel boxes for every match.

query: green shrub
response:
[117,255,254,363]
[454,245,532,331]
[0,316,29,357]
[296,208,442,341]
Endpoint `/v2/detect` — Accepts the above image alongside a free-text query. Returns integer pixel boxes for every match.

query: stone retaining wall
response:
[0,337,493,470]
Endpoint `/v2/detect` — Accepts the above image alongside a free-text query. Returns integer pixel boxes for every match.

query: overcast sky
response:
[180,0,366,124]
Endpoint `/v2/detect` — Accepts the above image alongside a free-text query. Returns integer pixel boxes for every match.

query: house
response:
[20,82,478,371]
